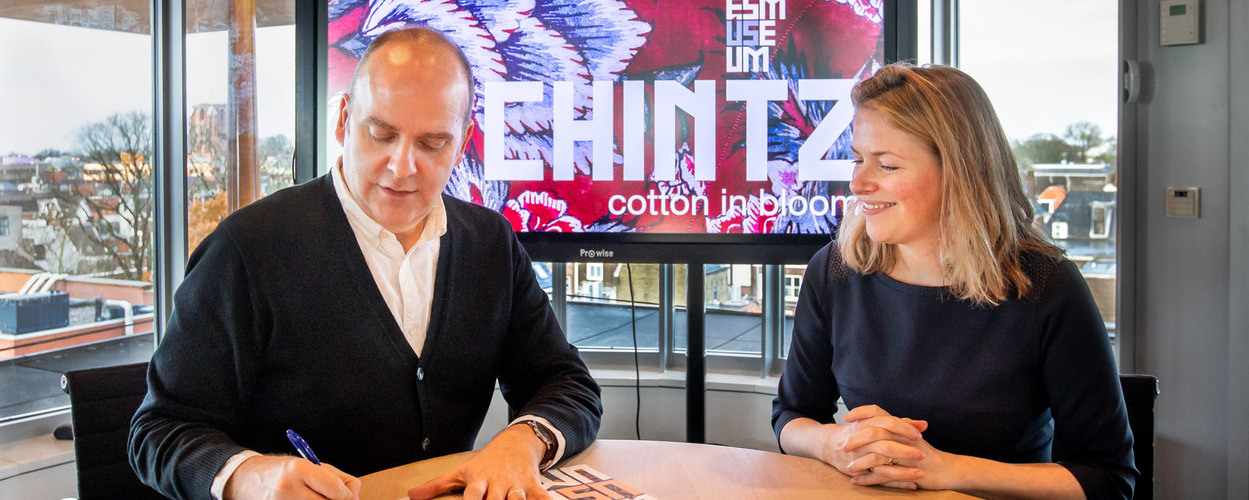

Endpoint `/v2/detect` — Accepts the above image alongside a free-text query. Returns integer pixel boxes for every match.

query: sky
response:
[0,2,1118,155]
[0,18,295,155]
[959,0,1120,141]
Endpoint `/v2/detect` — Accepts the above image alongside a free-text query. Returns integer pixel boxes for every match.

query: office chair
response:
[61,362,168,500]
[1119,374,1159,500]
[1049,374,1158,499]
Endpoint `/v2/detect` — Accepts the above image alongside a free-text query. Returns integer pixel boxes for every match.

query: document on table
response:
[540,464,658,500]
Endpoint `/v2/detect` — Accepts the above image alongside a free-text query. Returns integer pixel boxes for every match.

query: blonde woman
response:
[772,64,1136,499]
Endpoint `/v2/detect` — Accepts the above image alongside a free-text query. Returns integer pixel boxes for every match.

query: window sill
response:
[589,367,780,396]
[0,433,74,482]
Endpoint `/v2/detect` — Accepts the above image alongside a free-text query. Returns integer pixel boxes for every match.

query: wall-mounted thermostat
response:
[1160,0,1200,46]
[1165,187,1200,218]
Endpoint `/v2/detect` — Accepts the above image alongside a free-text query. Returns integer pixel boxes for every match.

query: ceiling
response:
[0,0,296,35]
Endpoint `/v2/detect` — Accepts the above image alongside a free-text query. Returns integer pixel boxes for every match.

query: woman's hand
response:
[780,406,930,489]
[823,405,930,489]
[838,412,962,491]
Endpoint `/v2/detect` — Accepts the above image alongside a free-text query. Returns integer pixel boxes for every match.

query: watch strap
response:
[517,419,558,467]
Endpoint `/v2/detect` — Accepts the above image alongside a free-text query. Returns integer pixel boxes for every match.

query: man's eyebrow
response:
[362,117,453,140]
[362,116,397,131]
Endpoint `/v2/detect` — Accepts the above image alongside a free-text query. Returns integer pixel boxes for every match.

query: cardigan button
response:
[417,367,425,381]
[421,437,431,451]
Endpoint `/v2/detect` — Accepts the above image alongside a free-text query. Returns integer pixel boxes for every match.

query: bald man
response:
[129,27,602,500]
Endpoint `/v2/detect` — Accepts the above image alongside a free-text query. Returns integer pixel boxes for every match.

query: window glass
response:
[960,0,1119,335]
[674,264,764,355]
[186,0,296,253]
[531,261,554,298]
[564,262,661,351]
[780,264,804,357]
[0,4,154,420]
[916,0,933,65]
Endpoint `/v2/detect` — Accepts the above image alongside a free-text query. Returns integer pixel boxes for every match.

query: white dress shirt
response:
[331,160,444,356]
[209,164,564,498]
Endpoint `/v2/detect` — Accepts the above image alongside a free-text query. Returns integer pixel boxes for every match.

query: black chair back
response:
[61,362,167,500]
[1119,374,1159,500]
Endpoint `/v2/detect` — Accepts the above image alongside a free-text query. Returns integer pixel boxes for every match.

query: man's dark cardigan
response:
[128,175,602,500]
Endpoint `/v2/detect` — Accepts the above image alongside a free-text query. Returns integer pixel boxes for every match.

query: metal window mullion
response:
[659,263,674,371]
[552,262,568,331]
[1115,0,1139,372]
[294,0,327,183]
[886,0,920,63]
[761,265,781,377]
[152,0,188,342]
[686,262,705,443]
[931,0,959,67]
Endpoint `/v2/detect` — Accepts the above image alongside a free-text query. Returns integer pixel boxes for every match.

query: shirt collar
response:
[330,158,448,252]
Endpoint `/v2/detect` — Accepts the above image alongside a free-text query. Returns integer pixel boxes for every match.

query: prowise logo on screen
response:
[579,249,616,259]
[726,0,785,73]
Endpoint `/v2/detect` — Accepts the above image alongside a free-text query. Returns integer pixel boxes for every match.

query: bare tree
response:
[44,111,153,281]
[1062,121,1106,163]
[1012,133,1074,168]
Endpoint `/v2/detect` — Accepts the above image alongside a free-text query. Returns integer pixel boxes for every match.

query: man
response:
[129,27,602,500]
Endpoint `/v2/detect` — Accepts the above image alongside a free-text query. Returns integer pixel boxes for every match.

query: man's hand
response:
[408,424,550,500]
[223,455,361,500]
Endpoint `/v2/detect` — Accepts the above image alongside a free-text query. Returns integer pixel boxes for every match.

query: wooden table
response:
[361,440,977,499]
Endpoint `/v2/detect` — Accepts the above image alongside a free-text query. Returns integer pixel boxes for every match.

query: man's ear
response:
[334,93,351,146]
[454,121,475,165]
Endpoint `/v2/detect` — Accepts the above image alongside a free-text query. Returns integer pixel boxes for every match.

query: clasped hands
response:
[819,405,957,491]
[224,424,549,500]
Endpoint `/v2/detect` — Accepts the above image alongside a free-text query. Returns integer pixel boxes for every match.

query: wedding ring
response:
[507,488,527,500]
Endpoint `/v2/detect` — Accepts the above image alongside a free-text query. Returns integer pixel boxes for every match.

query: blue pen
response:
[286,429,321,465]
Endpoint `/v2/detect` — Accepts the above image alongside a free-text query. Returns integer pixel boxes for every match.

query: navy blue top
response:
[773,244,1137,499]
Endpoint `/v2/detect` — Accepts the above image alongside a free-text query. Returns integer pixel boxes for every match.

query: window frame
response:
[783,275,801,303]
[1090,201,1114,239]
[552,263,789,378]
[585,262,604,282]
[2,0,314,439]
[552,0,1133,378]
[140,0,1146,447]
[6,0,1138,442]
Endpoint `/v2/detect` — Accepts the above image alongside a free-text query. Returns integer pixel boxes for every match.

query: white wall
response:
[475,371,783,453]
[1128,0,1249,498]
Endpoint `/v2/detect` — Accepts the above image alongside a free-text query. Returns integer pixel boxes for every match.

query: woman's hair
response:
[836,63,1064,305]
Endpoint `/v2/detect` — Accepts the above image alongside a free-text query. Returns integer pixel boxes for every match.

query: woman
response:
[772,63,1136,499]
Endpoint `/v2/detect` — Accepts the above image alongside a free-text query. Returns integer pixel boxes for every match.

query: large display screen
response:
[327,0,893,263]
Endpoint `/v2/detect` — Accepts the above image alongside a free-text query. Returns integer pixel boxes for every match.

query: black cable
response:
[626,262,641,440]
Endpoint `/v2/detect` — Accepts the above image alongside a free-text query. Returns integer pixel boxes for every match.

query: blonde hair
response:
[836,63,1063,305]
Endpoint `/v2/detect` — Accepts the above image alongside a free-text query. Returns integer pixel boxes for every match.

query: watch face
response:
[537,422,555,445]
[522,421,551,444]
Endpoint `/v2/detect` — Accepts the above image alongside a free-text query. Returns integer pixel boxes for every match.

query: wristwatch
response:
[516,419,558,468]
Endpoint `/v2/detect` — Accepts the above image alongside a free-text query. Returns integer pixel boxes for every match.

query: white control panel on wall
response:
[1160,0,1200,46]
[1165,187,1201,218]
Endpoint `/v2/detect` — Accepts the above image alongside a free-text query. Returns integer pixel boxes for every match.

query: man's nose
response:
[389,141,418,178]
